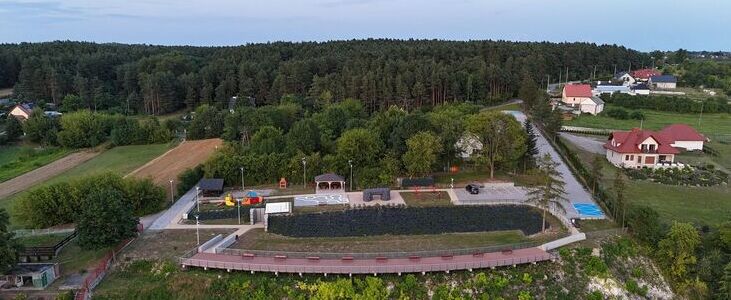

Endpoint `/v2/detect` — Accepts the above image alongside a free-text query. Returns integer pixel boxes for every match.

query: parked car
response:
[465,184,479,194]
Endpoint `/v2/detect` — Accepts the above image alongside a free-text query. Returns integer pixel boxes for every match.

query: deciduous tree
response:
[402,131,442,177]
[526,154,567,232]
[466,111,526,178]
[77,188,139,249]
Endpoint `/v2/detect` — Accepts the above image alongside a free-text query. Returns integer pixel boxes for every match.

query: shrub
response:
[625,279,648,296]
[177,165,204,195]
[629,110,645,120]
[268,205,546,237]
[604,107,629,120]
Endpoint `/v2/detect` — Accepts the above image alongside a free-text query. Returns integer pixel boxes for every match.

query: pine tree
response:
[720,262,731,300]
[521,119,539,171]
[526,154,567,232]
[590,156,604,194]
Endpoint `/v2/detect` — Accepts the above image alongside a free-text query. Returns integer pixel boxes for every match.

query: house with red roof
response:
[630,69,662,81]
[604,128,679,169]
[561,84,604,115]
[658,124,705,150]
[604,124,705,168]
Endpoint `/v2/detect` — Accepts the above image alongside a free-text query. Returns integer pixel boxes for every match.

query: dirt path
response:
[0,151,99,200]
[126,138,222,186]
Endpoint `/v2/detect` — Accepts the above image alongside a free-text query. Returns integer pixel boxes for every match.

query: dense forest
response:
[0,40,649,114]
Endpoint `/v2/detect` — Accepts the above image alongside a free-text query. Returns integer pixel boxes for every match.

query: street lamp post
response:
[237,198,242,225]
[302,157,307,189]
[195,215,200,247]
[240,167,245,191]
[169,179,174,204]
[195,186,200,213]
[348,159,353,191]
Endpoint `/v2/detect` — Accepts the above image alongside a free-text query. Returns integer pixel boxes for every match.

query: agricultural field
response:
[560,135,731,225]
[0,143,173,228]
[566,104,731,134]
[127,138,222,187]
[0,146,71,182]
[0,150,97,200]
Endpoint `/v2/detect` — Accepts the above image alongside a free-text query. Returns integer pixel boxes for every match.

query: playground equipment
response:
[223,191,264,207]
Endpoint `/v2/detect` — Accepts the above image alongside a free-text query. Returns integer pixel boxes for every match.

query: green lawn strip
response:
[559,135,731,226]
[485,102,522,111]
[401,191,452,207]
[0,146,71,182]
[232,228,530,253]
[579,219,620,232]
[2,143,172,229]
[16,232,72,247]
[566,104,731,134]
[53,239,113,276]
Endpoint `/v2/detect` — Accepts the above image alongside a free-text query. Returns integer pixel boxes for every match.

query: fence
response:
[180,253,556,275]
[13,228,75,237]
[217,241,541,260]
[74,224,143,300]
[18,230,77,260]
[560,126,614,135]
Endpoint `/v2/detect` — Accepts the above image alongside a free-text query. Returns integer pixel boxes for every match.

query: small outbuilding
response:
[197,178,224,196]
[1,263,59,289]
[362,188,391,202]
[314,173,345,194]
[649,75,677,89]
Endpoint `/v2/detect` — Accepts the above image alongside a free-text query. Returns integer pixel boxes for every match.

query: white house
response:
[562,84,604,115]
[632,83,651,95]
[649,75,677,89]
[613,72,636,85]
[455,133,482,159]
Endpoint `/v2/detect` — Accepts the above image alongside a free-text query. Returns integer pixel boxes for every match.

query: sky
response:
[1,0,730,52]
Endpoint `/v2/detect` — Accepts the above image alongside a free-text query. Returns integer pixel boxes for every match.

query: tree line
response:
[197,100,531,189]
[0,40,649,115]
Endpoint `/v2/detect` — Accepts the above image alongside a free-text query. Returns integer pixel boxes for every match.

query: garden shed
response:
[197,178,224,196]
[314,173,345,194]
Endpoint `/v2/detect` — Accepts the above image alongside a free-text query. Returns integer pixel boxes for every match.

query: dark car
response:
[465,184,480,195]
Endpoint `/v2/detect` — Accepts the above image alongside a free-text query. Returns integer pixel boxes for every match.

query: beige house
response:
[561,84,604,115]
[9,104,32,120]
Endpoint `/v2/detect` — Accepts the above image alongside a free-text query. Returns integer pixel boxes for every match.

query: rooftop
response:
[563,84,593,98]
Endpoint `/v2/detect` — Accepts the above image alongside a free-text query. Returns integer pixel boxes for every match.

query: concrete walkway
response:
[505,110,601,219]
[148,186,200,230]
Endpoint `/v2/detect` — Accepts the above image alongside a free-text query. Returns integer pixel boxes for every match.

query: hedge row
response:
[186,206,254,222]
[603,94,730,114]
[268,205,545,237]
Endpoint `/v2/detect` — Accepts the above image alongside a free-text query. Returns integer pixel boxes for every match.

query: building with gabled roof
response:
[604,128,679,169]
[630,68,662,81]
[561,84,604,115]
[9,103,33,121]
[658,124,705,150]
[649,75,677,89]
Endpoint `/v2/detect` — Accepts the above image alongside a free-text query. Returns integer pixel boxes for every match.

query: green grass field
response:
[401,191,452,207]
[0,146,71,182]
[16,232,72,247]
[231,228,532,253]
[560,136,731,225]
[0,143,172,228]
[567,104,731,135]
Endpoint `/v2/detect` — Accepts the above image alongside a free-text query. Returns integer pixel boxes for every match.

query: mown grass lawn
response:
[231,228,532,253]
[16,232,72,247]
[566,104,731,135]
[560,136,731,226]
[0,145,71,182]
[401,191,452,207]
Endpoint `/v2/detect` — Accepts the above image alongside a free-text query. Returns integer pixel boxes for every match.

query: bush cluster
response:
[624,165,728,186]
[603,107,644,120]
[15,173,165,228]
[268,205,545,237]
[603,93,731,114]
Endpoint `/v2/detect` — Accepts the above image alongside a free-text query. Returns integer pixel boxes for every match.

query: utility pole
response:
[593,65,597,80]
[614,64,617,76]
[195,186,200,212]
[301,157,307,189]
[565,66,569,84]
[546,74,550,92]
[348,159,353,192]
[240,166,245,191]
[195,215,200,247]
[169,180,174,204]
[237,198,242,225]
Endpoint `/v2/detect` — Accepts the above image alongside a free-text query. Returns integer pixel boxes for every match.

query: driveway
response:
[504,111,602,219]
[559,132,606,155]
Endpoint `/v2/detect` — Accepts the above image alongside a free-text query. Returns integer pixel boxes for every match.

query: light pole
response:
[240,166,245,191]
[348,159,353,191]
[169,179,174,204]
[236,198,242,225]
[195,186,200,213]
[195,214,200,247]
[302,157,307,189]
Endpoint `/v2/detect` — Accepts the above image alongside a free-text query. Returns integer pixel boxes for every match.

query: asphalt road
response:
[559,132,606,155]
[505,111,600,219]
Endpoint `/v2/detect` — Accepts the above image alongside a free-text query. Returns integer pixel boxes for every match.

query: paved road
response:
[148,186,199,230]
[559,133,606,155]
[505,111,600,219]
